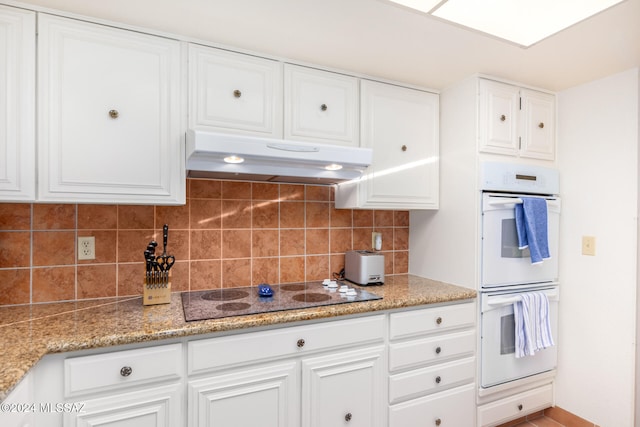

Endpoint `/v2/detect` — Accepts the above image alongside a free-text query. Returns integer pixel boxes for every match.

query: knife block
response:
[143,273,171,306]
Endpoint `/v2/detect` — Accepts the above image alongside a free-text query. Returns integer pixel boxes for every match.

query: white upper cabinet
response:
[189,43,282,137]
[0,5,35,202]
[478,79,555,161]
[284,64,359,146]
[37,14,184,204]
[335,79,439,210]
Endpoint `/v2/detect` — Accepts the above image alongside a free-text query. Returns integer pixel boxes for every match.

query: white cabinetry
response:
[477,384,553,427]
[479,79,555,160]
[187,315,385,427]
[0,374,33,427]
[33,343,184,427]
[335,79,439,210]
[284,64,358,146]
[387,302,476,427]
[0,5,35,202]
[188,44,282,137]
[37,14,184,204]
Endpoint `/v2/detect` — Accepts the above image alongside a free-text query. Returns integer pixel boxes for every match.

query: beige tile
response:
[189,260,221,291]
[156,203,190,230]
[394,251,409,274]
[306,255,329,281]
[280,202,305,228]
[77,230,117,264]
[191,230,221,260]
[330,228,352,254]
[190,199,222,229]
[353,227,373,251]
[354,210,373,227]
[330,206,352,228]
[252,230,279,258]
[374,210,394,227]
[167,261,188,292]
[306,228,329,255]
[306,202,330,227]
[252,200,279,229]
[222,258,251,288]
[545,407,594,426]
[252,182,279,201]
[280,257,304,283]
[281,229,305,256]
[222,230,251,259]
[252,257,279,285]
[306,185,330,201]
[394,211,410,227]
[222,200,252,229]
[280,184,305,201]
[117,263,144,296]
[118,230,155,263]
[394,227,409,251]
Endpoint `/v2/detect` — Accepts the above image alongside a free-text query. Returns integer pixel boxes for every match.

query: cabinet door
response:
[520,89,555,160]
[64,383,182,427]
[336,80,438,210]
[0,5,35,201]
[478,79,519,156]
[188,361,298,427]
[37,14,184,204]
[189,44,282,137]
[284,64,358,146]
[301,346,384,427]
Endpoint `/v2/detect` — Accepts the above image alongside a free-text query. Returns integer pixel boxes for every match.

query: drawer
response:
[389,357,475,404]
[389,329,475,372]
[389,383,475,427]
[477,384,553,427]
[189,315,385,375]
[64,343,182,397]
[389,302,475,340]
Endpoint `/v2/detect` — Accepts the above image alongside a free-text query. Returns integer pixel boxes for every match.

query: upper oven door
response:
[481,193,560,288]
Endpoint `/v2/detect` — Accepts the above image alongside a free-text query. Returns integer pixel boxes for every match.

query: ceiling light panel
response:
[432,0,625,47]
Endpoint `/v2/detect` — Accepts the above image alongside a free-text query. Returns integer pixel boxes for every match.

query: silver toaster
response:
[344,250,384,285]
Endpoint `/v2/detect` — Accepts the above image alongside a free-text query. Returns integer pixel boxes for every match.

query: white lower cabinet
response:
[477,384,553,427]
[188,362,298,427]
[301,346,384,427]
[388,302,476,426]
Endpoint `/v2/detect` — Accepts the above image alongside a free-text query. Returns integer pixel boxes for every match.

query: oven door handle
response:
[488,198,560,207]
[487,292,559,307]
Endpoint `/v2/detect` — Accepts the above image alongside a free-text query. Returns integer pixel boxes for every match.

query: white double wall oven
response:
[479,162,561,395]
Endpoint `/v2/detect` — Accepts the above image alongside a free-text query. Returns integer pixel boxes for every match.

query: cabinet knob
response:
[436,316,443,325]
[401,145,407,152]
[233,89,242,98]
[435,418,442,426]
[120,366,132,377]
[538,122,545,129]
[108,109,119,119]
[345,413,352,422]
[297,338,305,348]
[517,404,523,411]
[435,375,442,384]
[321,103,328,111]
[500,114,506,122]
[435,346,442,354]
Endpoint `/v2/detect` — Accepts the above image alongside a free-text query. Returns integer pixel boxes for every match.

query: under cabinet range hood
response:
[186,130,373,185]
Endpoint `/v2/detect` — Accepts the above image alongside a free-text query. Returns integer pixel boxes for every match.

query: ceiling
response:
[13,0,640,92]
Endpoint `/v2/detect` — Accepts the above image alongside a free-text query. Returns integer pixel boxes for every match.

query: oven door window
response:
[500,313,515,354]
[501,219,530,259]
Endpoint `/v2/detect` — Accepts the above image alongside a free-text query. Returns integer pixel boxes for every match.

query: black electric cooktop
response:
[180,281,382,322]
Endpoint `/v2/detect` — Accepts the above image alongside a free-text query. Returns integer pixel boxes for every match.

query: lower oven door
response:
[480,286,559,389]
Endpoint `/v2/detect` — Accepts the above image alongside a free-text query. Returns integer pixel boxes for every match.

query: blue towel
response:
[515,197,550,264]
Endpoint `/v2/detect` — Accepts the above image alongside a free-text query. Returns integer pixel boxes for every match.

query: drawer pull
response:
[345,412,352,422]
[108,109,119,119]
[321,103,328,111]
[435,346,442,354]
[500,114,506,121]
[538,122,545,129]
[435,418,442,426]
[120,366,132,377]
[233,89,242,98]
[436,316,443,325]
[297,339,305,348]
[401,144,407,152]
[435,375,441,384]
[518,404,523,411]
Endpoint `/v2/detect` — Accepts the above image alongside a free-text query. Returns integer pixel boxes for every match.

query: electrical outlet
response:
[78,236,96,260]
[582,235,596,256]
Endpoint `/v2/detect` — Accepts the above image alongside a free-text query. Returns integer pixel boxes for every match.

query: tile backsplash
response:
[0,179,409,306]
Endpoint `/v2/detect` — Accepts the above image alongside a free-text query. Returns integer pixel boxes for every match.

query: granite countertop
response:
[0,274,476,401]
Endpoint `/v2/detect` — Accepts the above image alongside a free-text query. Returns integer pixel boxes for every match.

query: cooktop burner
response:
[180,281,382,322]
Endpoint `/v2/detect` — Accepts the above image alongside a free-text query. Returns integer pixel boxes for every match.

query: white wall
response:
[556,68,639,427]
